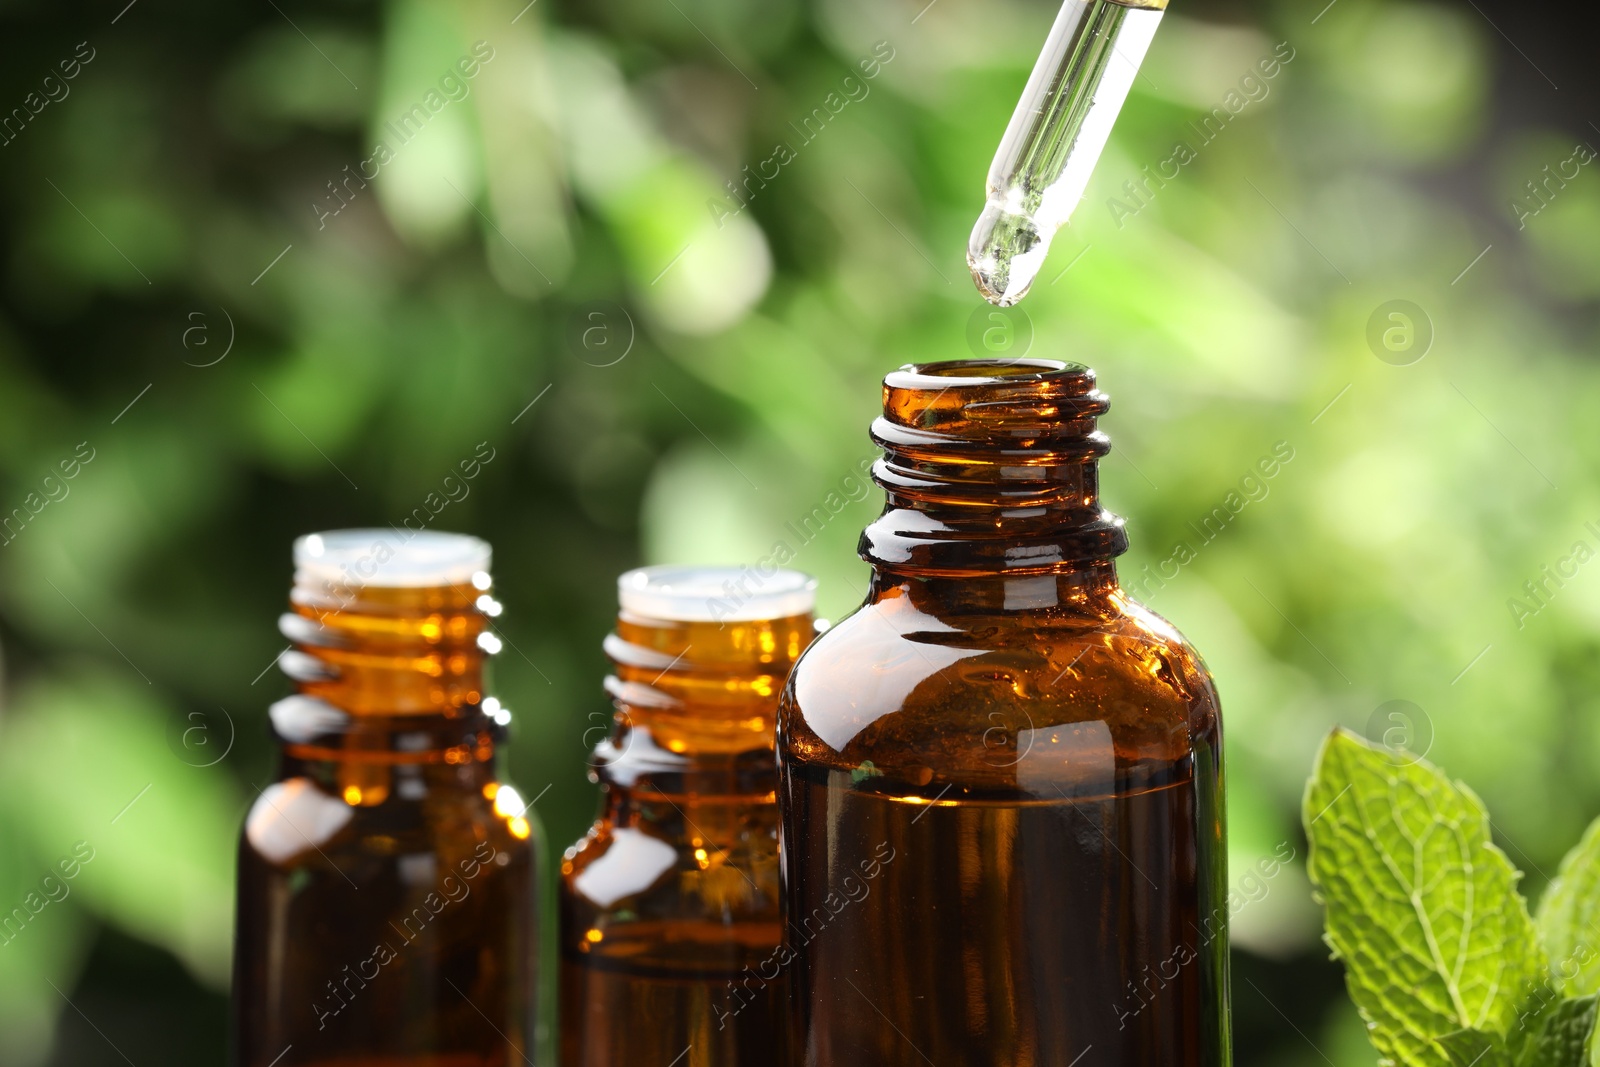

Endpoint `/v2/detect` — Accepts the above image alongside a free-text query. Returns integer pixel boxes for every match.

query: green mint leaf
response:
[1517,995,1598,1067]
[1538,816,1600,997]
[1436,1028,1508,1067]
[1303,729,1548,1067]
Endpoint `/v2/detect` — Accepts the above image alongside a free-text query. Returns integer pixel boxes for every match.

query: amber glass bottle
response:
[560,566,816,1067]
[777,360,1229,1067]
[232,530,538,1067]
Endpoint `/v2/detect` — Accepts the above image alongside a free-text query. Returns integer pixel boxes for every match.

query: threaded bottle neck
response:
[268,530,505,807]
[593,566,816,791]
[280,580,493,715]
[860,358,1128,577]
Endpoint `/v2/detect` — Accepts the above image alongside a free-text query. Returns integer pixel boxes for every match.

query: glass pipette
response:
[968,0,1167,306]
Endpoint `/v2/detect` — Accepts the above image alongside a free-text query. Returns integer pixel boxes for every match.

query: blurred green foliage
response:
[0,0,1594,1063]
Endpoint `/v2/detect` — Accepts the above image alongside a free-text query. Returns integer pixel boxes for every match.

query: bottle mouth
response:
[879,358,1107,437]
[294,529,492,595]
[618,564,816,623]
[884,358,1093,390]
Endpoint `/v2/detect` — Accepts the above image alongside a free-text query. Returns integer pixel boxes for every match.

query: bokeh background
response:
[1,0,1597,1062]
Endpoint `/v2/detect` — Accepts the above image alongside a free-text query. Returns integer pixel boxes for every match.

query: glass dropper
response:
[968,0,1168,306]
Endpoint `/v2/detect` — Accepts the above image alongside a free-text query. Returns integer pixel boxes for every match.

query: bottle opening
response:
[885,358,1092,390]
[618,565,816,623]
[295,529,492,591]
[879,358,1105,435]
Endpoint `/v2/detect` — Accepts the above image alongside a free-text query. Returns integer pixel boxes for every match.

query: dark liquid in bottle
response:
[782,751,1226,1067]
[560,919,786,1066]
[561,597,812,1067]
[233,823,534,1067]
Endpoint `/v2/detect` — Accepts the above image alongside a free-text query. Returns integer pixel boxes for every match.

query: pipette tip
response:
[967,200,1051,308]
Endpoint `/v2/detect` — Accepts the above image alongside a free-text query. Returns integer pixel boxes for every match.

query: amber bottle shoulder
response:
[241,777,533,871]
[778,580,1219,795]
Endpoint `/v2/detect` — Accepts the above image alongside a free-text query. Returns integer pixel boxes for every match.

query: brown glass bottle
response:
[232,530,538,1067]
[777,360,1230,1067]
[560,566,816,1067]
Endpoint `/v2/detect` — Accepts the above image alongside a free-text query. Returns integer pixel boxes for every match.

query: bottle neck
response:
[859,359,1128,579]
[272,701,501,805]
[864,562,1122,614]
[272,579,502,803]
[592,609,813,803]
